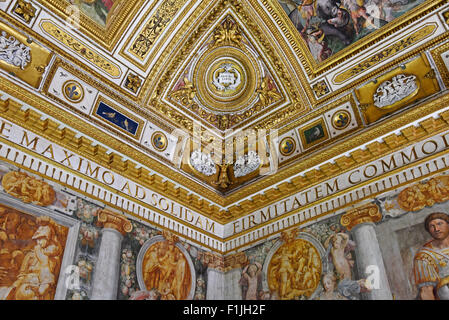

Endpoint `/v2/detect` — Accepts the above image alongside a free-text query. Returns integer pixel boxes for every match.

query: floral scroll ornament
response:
[13,0,36,23]
[0,31,31,70]
[312,80,330,98]
[125,73,142,93]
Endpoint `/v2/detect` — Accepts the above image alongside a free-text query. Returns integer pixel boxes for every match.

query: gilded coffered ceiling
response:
[0,0,448,247]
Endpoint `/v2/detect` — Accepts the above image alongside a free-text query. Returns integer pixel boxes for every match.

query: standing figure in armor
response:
[414,212,449,300]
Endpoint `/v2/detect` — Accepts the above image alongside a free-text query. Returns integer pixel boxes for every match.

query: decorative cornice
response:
[224,92,449,215]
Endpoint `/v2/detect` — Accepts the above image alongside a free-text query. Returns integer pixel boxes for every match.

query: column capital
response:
[340,203,382,231]
[200,251,225,271]
[199,251,248,272]
[224,252,248,272]
[96,209,133,236]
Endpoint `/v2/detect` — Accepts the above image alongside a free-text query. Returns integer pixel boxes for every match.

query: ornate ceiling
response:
[0,0,448,252]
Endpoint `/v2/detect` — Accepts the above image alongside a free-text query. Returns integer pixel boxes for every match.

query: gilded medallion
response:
[331,110,351,130]
[193,46,259,113]
[268,238,322,299]
[62,80,85,103]
[279,137,296,157]
[151,131,168,152]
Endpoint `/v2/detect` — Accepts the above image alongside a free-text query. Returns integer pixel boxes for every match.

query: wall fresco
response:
[1,156,449,299]
[0,205,68,300]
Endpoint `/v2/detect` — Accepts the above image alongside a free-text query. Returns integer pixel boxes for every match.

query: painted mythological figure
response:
[316,272,348,300]
[324,232,355,280]
[142,241,191,300]
[0,213,66,300]
[279,0,422,62]
[2,171,55,206]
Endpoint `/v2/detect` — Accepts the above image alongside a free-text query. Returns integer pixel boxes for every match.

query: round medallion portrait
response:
[267,238,322,300]
[151,131,168,152]
[279,137,296,157]
[331,110,351,130]
[136,236,196,300]
[62,80,84,103]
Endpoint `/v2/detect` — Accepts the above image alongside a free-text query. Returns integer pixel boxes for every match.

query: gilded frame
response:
[299,117,330,150]
[92,96,145,140]
[36,0,141,51]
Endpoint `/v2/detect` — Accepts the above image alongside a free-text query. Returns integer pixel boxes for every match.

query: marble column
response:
[206,268,243,300]
[206,268,225,300]
[341,203,392,300]
[91,210,133,300]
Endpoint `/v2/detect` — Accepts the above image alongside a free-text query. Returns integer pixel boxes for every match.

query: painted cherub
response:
[324,232,356,280]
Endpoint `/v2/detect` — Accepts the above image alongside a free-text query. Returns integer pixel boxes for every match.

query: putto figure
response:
[414,212,449,300]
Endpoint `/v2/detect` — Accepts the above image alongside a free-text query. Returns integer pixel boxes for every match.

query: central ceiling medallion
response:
[195,46,258,113]
[210,60,243,98]
[167,15,285,130]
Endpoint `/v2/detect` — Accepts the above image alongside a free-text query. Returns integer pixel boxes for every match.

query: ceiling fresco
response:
[279,0,427,63]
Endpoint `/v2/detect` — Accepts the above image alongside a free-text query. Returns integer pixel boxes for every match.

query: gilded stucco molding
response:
[42,58,174,136]
[119,0,201,72]
[148,0,307,133]
[40,20,121,78]
[0,83,227,216]
[246,0,447,106]
[3,72,449,216]
[0,10,139,103]
[224,150,449,251]
[224,93,449,214]
[317,33,449,107]
[430,40,449,89]
[3,0,444,134]
[332,24,438,85]
[0,20,52,89]
[2,98,449,253]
